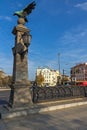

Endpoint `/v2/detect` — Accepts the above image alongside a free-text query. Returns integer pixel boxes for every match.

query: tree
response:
[36,73,44,86]
[0,79,2,87]
[61,75,70,85]
[0,76,12,88]
[1,77,8,87]
[7,76,12,85]
[0,70,12,88]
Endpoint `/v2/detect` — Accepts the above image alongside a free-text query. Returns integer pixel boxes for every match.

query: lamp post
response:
[57,53,61,85]
[22,32,32,48]
[58,53,60,75]
[62,69,64,85]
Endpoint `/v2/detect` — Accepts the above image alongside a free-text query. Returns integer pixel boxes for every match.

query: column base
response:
[8,82,33,108]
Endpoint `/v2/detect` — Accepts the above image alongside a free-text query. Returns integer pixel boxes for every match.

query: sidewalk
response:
[0,99,87,130]
[0,97,87,119]
[0,88,10,91]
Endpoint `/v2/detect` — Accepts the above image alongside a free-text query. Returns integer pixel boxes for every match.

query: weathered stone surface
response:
[12,20,29,82]
[9,83,32,108]
[8,18,32,108]
[13,53,28,82]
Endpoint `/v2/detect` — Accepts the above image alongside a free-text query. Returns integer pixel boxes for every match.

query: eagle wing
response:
[23,1,36,15]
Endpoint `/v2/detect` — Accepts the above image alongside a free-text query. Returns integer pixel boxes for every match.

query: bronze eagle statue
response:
[13,1,36,22]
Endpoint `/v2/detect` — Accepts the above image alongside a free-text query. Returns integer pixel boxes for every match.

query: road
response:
[0,104,87,130]
[0,89,10,105]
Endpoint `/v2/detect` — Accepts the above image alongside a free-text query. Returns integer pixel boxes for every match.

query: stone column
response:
[8,18,32,108]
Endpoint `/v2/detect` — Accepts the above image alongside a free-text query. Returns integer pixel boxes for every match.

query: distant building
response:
[70,63,87,82]
[61,74,70,84]
[0,70,7,78]
[36,67,60,86]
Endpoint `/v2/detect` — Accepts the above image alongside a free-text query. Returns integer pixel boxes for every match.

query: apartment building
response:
[36,67,60,86]
[0,70,7,78]
[70,63,87,82]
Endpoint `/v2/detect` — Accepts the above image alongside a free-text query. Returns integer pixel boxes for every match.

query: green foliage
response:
[0,75,12,88]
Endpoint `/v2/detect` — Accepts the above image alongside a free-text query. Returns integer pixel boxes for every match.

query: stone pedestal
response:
[8,18,33,108]
[8,82,32,108]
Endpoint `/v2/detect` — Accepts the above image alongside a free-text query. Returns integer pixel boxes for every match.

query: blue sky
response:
[1,0,87,80]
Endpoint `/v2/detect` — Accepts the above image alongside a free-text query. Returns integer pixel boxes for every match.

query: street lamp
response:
[22,32,32,47]
[58,53,60,74]
[57,53,61,85]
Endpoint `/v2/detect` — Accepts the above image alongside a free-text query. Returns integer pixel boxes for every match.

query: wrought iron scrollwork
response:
[32,86,87,103]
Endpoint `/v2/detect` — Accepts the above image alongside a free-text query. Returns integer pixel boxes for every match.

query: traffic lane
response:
[0,90,10,98]
[0,90,10,105]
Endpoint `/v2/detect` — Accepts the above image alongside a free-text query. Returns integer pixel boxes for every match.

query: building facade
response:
[36,67,60,86]
[70,63,87,82]
[0,70,7,78]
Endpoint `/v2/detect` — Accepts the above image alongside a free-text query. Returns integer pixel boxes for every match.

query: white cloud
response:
[0,16,12,21]
[59,26,87,46]
[45,60,57,69]
[5,16,12,21]
[56,25,87,69]
[75,2,87,11]
[0,53,12,75]
[0,16,3,19]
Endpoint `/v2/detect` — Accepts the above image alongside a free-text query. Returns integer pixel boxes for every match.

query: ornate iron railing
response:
[32,86,87,103]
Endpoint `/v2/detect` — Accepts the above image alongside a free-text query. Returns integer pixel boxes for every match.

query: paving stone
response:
[1,102,87,130]
[0,120,7,130]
